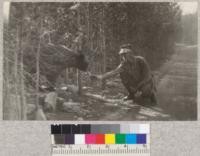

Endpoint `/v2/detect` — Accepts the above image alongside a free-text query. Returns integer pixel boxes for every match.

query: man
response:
[91,44,157,105]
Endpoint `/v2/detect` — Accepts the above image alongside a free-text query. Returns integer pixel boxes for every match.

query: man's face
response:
[119,48,134,62]
[119,48,134,63]
[120,53,128,62]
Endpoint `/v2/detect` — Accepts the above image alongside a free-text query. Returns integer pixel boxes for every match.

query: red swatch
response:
[95,134,105,144]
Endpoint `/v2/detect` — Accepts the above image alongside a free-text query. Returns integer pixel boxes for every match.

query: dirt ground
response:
[46,44,197,121]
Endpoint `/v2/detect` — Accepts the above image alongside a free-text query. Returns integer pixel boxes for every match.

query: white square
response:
[139,124,150,134]
[120,124,130,133]
[75,134,85,144]
[51,135,55,144]
[130,124,140,133]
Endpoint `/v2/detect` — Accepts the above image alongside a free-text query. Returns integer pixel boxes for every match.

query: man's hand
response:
[134,91,142,98]
[129,87,142,98]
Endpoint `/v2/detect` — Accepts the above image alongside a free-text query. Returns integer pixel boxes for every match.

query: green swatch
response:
[115,134,126,144]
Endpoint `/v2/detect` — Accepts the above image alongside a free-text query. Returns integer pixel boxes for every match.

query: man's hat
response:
[119,43,132,55]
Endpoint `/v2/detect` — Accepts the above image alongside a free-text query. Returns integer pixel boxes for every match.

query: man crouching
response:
[90,44,157,106]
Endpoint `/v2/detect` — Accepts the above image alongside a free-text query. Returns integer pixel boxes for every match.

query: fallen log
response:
[83,93,138,108]
[83,93,120,103]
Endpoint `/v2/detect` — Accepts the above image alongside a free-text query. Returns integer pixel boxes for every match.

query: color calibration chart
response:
[51,124,150,156]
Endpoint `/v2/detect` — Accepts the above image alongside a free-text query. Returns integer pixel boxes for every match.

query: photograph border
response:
[0,0,199,155]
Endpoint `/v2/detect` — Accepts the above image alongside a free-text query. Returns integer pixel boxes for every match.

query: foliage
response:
[181,12,198,45]
[4,2,182,86]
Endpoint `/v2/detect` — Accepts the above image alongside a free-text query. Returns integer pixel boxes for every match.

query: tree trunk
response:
[77,5,82,95]
[35,10,47,120]
[101,7,106,89]
[3,28,12,120]
[18,14,27,120]
[65,68,69,84]
[36,27,41,110]
[14,25,21,120]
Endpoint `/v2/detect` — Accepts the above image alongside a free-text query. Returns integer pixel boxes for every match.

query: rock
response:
[27,104,36,115]
[44,92,57,111]
[66,85,79,94]
[35,108,47,120]
[63,101,81,112]
[77,117,84,121]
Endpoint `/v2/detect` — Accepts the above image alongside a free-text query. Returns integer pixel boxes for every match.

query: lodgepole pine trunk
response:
[2,2,11,118]
[87,3,94,73]
[65,69,69,84]
[77,70,82,95]
[3,30,12,119]
[101,7,106,89]
[14,25,21,120]
[36,36,41,110]
[19,60,27,120]
[77,5,82,95]
[35,11,46,120]
[18,12,27,120]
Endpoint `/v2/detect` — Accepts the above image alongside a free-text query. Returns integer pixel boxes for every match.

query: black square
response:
[72,124,81,134]
[80,124,91,134]
[62,124,72,134]
[51,125,61,134]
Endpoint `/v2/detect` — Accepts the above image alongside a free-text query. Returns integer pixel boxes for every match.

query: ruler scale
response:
[51,124,150,156]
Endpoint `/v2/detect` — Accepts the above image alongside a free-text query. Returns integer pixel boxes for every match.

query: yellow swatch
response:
[105,134,115,144]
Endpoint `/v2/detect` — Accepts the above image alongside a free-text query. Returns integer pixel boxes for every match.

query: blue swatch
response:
[125,134,136,144]
[136,134,146,144]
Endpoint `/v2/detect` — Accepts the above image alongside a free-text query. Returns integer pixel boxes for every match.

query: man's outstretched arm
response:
[91,63,123,81]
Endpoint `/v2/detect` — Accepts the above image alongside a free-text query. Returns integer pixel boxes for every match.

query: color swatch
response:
[51,124,149,145]
[85,134,96,144]
[105,134,115,144]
